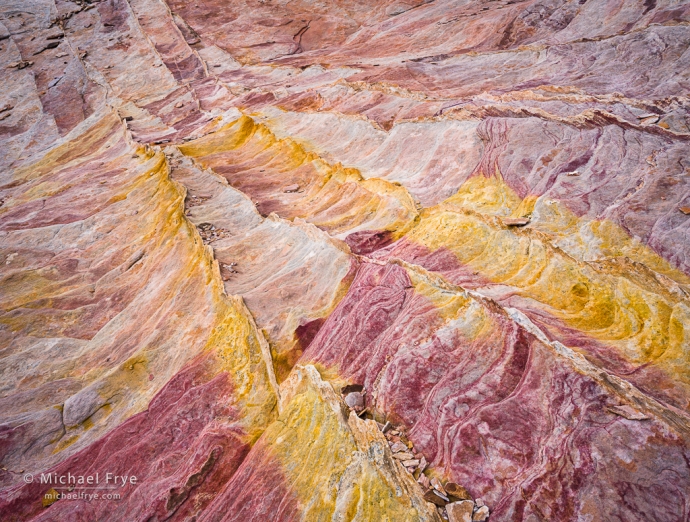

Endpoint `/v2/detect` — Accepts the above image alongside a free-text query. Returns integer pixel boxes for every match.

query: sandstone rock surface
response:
[1,0,689,521]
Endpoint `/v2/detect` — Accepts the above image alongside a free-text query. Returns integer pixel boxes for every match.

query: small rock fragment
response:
[283,183,300,193]
[392,451,414,460]
[418,473,430,489]
[401,459,420,468]
[607,404,649,420]
[679,206,690,215]
[390,442,407,453]
[175,102,184,108]
[7,61,33,69]
[344,391,364,411]
[431,477,447,496]
[445,482,472,501]
[475,498,485,508]
[502,217,530,226]
[639,115,659,125]
[447,500,474,522]
[424,488,449,507]
[0,104,12,113]
[472,505,489,521]
[418,455,427,472]
[56,52,68,58]
[220,263,237,281]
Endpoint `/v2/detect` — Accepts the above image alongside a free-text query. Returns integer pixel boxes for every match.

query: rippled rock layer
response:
[1,0,689,521]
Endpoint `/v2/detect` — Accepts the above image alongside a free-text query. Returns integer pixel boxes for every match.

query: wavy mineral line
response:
[165,147,356,380]
[0,112,276,492]
[380,196,690,411]
[301,258,690,520]
[177,113,420,244]
[248,104,690,274]
[253,106,484,207]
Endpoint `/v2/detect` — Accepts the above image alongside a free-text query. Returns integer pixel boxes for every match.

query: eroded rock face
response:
[302,261,690,520]
[1,0,689,520]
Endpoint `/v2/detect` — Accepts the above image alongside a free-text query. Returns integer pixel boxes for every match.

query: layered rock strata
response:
[1,0,690,521]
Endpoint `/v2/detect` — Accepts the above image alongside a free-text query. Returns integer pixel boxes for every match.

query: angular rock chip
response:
[424,488,450,506]
[392,452,414,460]
[472,505,490,521]
[390,442,408,453]
[445,482,473,501]
[447,500,475,522]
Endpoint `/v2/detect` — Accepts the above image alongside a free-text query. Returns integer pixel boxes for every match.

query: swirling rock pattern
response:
[303,260,690,521]
[1,0,689,520]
